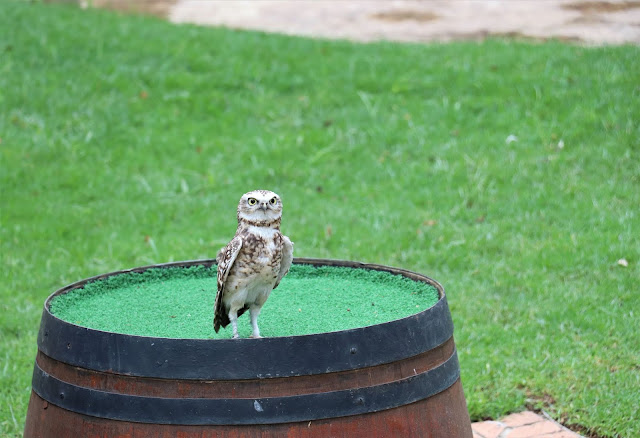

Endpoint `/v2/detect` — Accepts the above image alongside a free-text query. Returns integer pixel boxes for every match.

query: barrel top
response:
[38,258,454,380]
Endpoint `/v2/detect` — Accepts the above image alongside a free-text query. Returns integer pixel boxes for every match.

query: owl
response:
[213,190,294,338]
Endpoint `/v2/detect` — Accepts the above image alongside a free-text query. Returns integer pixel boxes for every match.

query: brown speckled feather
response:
[213,235,244,332]
[274,235,293,289]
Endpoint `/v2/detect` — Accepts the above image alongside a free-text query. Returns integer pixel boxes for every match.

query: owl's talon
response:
[249,334,262,339]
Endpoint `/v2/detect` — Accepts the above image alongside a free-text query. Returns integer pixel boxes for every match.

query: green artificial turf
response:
[1,1,639,437]
[49,265,439,339]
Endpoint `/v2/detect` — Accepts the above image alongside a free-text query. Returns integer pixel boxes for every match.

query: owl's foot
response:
[229,311,239,339]
[249,306,262,339]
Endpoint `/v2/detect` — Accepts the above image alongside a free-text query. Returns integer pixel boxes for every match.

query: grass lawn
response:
[1,1,638,436]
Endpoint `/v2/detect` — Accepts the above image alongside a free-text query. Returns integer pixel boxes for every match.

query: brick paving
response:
[472,411,583,438]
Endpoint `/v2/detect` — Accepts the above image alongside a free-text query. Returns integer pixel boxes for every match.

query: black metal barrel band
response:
[32,350,461,425]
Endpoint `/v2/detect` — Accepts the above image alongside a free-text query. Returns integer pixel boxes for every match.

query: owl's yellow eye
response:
[269,197,277,205]
[248,198,258,206]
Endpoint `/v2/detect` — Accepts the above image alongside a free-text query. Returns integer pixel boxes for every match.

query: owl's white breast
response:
[247,225,278,242]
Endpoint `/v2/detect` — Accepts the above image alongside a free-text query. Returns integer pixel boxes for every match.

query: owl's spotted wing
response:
[273,235,293,289]
[213,235,243,333]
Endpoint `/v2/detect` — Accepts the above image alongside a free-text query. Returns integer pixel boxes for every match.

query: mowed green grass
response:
[1,1,638,436]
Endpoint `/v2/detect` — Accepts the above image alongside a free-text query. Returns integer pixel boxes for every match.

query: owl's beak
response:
[259,203,268,211]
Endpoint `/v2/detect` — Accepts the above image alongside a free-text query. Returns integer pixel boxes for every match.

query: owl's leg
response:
[249,305,262,338]
[228,310,239,339]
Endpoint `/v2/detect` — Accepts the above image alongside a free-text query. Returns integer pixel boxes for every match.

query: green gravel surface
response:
[49,264,440,339]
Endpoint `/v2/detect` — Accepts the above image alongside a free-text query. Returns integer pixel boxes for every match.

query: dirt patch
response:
[563,0,640,13]
[370,10,439,23]
[46,0,640,45]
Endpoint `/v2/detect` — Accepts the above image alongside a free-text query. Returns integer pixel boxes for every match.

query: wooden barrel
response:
[24,258,472,438]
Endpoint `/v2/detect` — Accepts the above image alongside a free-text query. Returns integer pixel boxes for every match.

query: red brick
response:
[536,432,582,438]
[508,420,563,438]
[501,411,545,427]
[471,411,584,438]
[472,420,508,438]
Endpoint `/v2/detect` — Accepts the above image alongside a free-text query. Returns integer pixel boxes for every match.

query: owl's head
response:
[237,189,283,227]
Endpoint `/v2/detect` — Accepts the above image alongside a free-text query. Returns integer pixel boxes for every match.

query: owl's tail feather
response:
[213,310,228,332]
[213,305,249,333]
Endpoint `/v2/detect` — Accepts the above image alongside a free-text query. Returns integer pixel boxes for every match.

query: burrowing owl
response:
[213,190,294,338]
